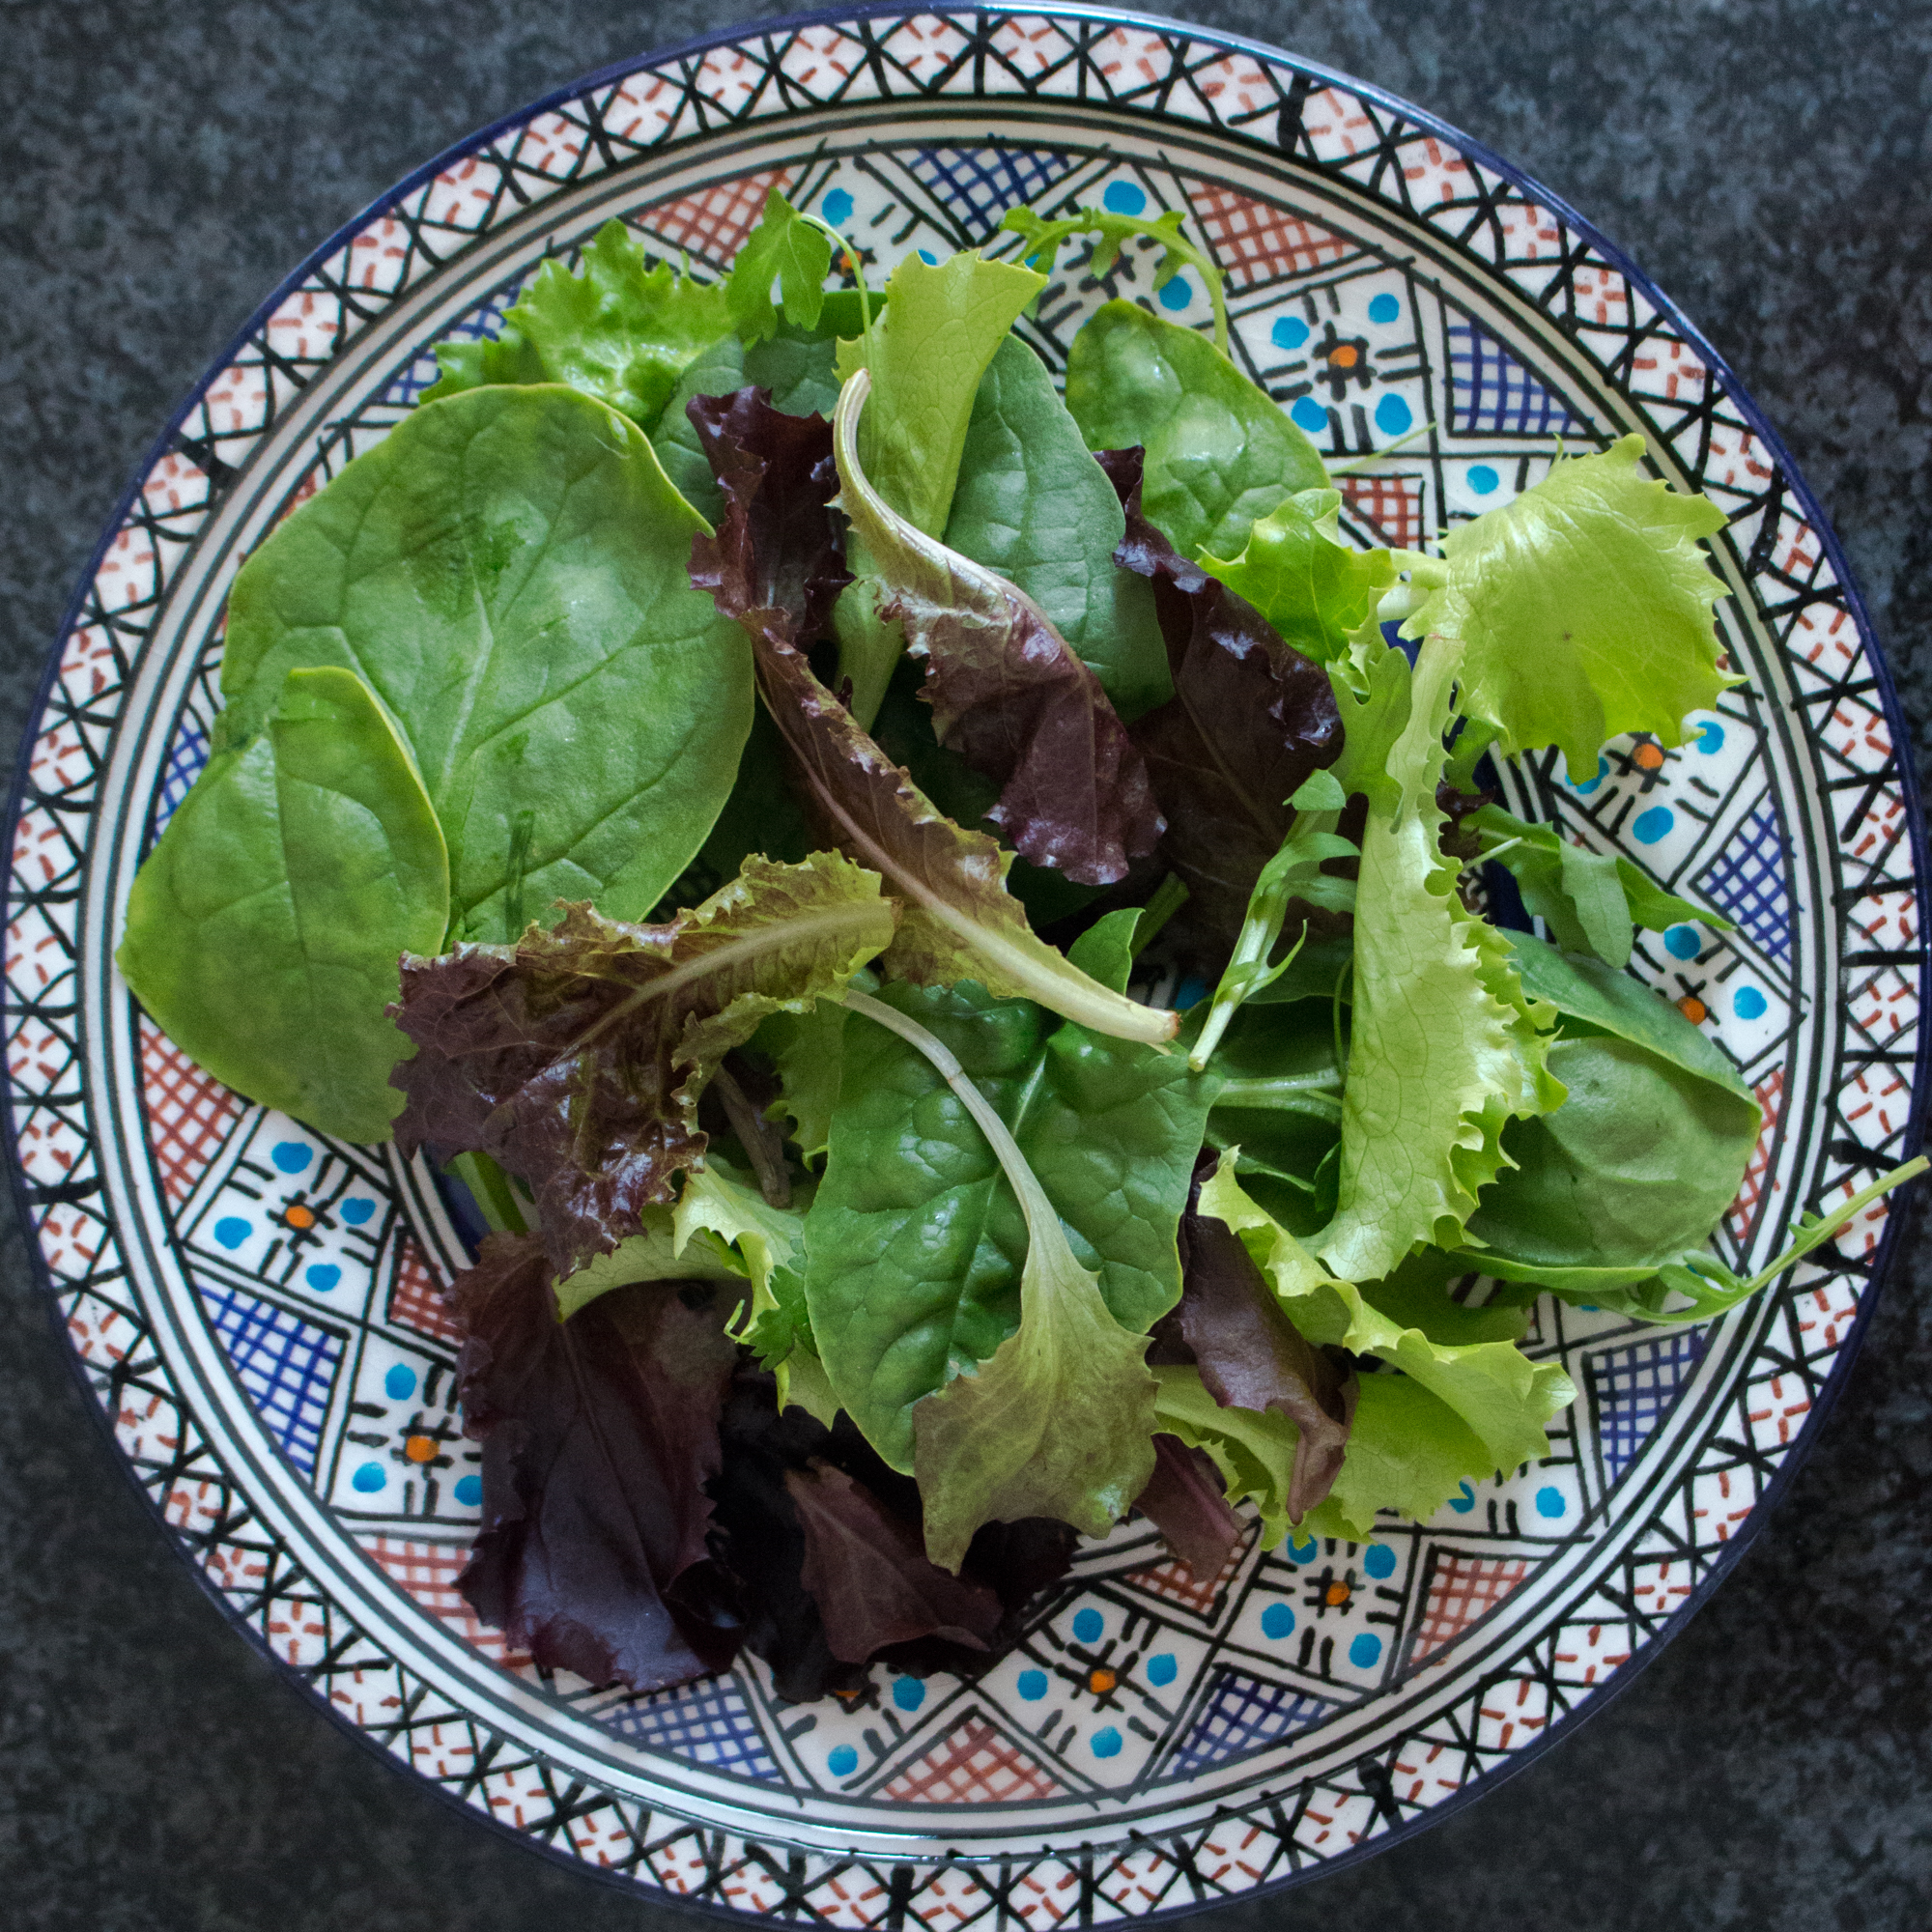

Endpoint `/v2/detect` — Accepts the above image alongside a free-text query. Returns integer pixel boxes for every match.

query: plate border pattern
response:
[5,6,1926,1918]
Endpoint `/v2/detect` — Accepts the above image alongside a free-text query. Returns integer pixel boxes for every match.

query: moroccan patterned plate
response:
[8,4,1924,1917]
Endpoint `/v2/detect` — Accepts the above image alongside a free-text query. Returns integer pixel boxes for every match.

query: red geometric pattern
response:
[641,167,795,269]
[1190,185,1349,289]
[360,1534,529,1670]
[138,1014,245,1203]
[1409,1553,1531,1662]
[879,1718,1063,1804]
[387,1237,462,1345]
[1728,1066,1786,1241]
[1337,472,1425,551]
[1126,1524,1252,1614]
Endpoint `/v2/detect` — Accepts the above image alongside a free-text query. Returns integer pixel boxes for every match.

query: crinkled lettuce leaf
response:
[1400,434,1734,777]
[1318,637,1563,1280]
[1202,1155,1576,1480]
[1198,488,1394,665]
[389,851,895,1278]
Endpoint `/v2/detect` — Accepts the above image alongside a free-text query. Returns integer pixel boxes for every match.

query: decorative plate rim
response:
[7,4,1926,1915]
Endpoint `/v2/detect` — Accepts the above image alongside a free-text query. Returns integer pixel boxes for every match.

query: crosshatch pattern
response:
[4,8,1924,1918]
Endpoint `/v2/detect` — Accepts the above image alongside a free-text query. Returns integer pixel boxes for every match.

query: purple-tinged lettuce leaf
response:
[786,1460,1002,1661]
[1134,1434,1243,1578]
[690,391,1176,1046]
[450,1234,741,1692]
[1169,1154,1355,1521]
[390,851,894,1277]
[1101,448,1345,948]
[833,367,1164,886]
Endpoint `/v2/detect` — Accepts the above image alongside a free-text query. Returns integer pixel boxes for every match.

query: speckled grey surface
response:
[3,3,1929,1925]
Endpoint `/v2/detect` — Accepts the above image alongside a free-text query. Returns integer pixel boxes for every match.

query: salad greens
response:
[115,185,1924,1702]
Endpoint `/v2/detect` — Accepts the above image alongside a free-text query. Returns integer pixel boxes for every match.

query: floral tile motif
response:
[4,9,1921,1920]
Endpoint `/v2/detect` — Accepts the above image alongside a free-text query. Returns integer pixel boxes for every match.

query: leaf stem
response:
[841,989,1059,1248]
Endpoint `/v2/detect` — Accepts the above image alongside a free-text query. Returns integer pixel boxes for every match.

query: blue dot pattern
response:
[1271,315,1310,350]
[820,187,854,225]
[1102,180,1147,215]
[1158,275,1193,310]
[1071,1606,1104,1643]
[213,1217,251,1251]
[1535,1486,1568,1519]
[1349,1633,1383,1669]
[384,1363,417,1401]
[271,1142,313,1174]
[1368,291,1400,324]
[305,1264,341,1293]
[1092,1726,1123,1758]
[353,1463,386,1492]
[893,1676,925,1712]
[1261,1602,1295,1639]
[1633,806,1674,844]
[1665,924,1703,959]
[1146,1653,1178,1687]
[1734,985,1768,1021]
[827,1745,859,1776]
[1363,1544,1398,1579]
[1292,397,1327,433]
[338,1198,376,1226]
[454,1475,482,1507]
[1467,464,1499,495]
[1375,394,1413,435]
[1017,1669,1048,1700]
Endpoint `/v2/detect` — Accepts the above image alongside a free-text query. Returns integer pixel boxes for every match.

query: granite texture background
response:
[2,1,1929,1925]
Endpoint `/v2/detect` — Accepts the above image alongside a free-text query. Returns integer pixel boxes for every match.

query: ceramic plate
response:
[7,5,1924,1916]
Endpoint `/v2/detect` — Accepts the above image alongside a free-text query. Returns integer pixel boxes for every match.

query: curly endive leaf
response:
[390,851,895,1278]
[689,389,1177,1046]
[833,367,1163,886]
[1201,1156,1576,1479]
[1400,434,1734,776]
[1319,637,1564,1279]
[428,218,733,433]
[1198,489,1395,665]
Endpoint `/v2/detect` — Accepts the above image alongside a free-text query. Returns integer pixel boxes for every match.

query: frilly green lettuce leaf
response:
[675,1156,812,1373]
[1400,433,1734,777]
[428,219,733,434]
[1200,1156,1575,1479]
[1317,637,1563,1279]
[1300,1375,1496,1543]
[1151,1363,1299,1549]
[552,1205,741,1321]
[1198,489,1395,665]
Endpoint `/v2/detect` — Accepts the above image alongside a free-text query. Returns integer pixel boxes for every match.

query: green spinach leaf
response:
[1065,298,1328,563]
[801,977,1219,1472]
[218,384,753,939]
[943,335,1171,720]
[118,666,448,1143]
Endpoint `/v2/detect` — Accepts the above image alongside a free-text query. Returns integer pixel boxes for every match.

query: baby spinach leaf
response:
[650,333,749,524]
[1066,299,1328,563]
[1105,447,1346,949]
[1400,434,1734,777]
[390,851,895,1278]
[1317,638,1563,1280]
[726,187,836,345]
[1198,489,1394,665]
[118,665,447,1145]
[432,218,734,433]
[1471,805,1728,968]
[802,978,1217,1478]
[689,388,1177,1045]
[1202,1155,1575,1478]
[218,385,753,939]
[834,368,1164,886]
[1503,931,1755,1097]
[743,329,844,417]
[1464,1033,1760,1271]
[450,1236,742,1691]
[944,336,1171,721]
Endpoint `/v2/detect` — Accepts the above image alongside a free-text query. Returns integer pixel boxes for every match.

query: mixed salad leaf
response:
[117,186,1924,1702]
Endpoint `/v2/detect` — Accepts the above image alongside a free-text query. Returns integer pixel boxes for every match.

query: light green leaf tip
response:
[1401,433,1734,777]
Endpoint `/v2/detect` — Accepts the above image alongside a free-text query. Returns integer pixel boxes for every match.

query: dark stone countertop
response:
[2,3,1927,1925]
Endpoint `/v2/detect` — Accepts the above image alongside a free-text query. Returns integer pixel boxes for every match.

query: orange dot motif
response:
[1087,1667,1117,1696]
[1678,996,1708,1025]
[404,1435,439,1465]
[282,1204,316,1231]
[1634,743,1666,771]
[1328,343,1360,368]
[1325,1580,1351,1607]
